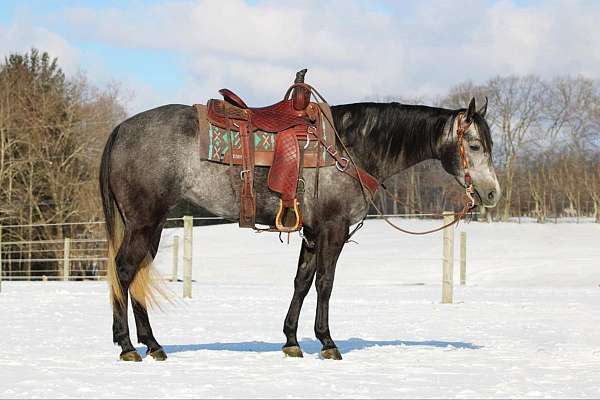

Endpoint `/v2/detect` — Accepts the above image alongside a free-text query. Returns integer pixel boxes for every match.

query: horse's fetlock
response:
[314,327,331,340]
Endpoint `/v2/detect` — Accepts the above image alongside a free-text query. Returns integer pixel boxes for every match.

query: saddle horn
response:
[292,68,310,111]
[295,68,307,84]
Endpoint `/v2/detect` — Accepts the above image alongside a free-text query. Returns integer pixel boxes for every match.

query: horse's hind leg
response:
[131,301,166,360]
[112,227,154,361]
[131,225,167,360]
[282,228,318,357]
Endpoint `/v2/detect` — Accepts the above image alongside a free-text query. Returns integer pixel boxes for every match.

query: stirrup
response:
[275,199,302,232]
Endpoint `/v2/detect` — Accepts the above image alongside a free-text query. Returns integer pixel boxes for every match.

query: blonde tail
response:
[106,211,169,309]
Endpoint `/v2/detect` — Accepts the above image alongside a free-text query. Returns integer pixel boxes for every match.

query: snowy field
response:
[1,219,599,398]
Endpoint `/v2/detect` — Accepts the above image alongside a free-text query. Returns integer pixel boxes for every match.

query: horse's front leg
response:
[282,228,317,358]
[314,218,349,360]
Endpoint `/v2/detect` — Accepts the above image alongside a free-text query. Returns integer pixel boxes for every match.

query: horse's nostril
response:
[488,190,496,201]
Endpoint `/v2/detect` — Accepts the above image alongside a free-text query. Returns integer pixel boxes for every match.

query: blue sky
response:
[0,0,185,91]
[1,0,598,114]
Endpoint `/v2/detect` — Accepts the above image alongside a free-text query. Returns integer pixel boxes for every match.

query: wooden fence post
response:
[442,212,454,304]
[183,216,193,298]
[172,235,180,282]
[63,237,71,281]
[460,231,467,286]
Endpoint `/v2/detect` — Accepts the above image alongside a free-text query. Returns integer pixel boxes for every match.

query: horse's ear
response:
[466,97,476,122]
[478,96,488,118]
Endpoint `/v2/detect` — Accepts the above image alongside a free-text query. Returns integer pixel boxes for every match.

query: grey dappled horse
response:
[100,97,500,361]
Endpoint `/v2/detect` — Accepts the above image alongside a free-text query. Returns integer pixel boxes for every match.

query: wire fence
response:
[0,211,591,283]
[0,213,477,303]
[0,217,205,282]
[0,213,450,282]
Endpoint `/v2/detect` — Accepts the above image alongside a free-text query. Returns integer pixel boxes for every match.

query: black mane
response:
[331,102,492,176]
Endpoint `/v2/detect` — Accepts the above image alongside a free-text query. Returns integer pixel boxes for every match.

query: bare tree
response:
[486,75,545,220]
[0,49,126,278]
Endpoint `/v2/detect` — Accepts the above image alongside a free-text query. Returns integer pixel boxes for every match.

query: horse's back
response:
[118,104,198,139]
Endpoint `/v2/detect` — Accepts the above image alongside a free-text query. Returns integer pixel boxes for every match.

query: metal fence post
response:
[460,231,467,286]
[183,216,193,298]
[172,235,180,282]
[63,237,71,281]
[442,212,454,304]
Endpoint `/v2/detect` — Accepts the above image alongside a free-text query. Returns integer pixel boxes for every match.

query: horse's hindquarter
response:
[109,104,201,221]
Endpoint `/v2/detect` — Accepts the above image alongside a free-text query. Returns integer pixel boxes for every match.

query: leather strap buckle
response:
[297,178,306,193]
[336,157,349,172]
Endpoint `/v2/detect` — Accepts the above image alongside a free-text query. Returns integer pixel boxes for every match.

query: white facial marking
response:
[460,121,501,207]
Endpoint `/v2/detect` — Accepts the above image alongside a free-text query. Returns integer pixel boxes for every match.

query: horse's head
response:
[440,97,501,208]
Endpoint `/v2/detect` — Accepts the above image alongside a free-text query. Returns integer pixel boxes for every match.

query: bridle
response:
[292,84,478,237]
[361,112,477,236]
[456,112,476,210]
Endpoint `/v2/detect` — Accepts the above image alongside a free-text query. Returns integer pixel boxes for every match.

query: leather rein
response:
[295,83,476,236]
[367,112,477,236]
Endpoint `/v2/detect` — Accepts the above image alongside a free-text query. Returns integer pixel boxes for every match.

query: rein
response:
[296,83,476,236]
[366,112,476,236]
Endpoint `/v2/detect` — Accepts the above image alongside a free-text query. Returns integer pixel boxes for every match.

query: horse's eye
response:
[469,144,481,152]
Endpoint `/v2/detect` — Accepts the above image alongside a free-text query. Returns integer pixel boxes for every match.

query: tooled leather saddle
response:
[195,69,378,232]
[201,69,335,232]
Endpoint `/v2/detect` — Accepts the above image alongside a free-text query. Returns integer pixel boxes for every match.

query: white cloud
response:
[59,0,405,106]
[0,13,80,76]
[3,0,600,114]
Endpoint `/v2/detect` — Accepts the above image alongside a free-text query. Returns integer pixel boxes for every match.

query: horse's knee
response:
[315,276,334,299]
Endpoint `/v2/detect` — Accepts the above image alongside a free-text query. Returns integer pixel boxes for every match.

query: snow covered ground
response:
[1,219,599,398]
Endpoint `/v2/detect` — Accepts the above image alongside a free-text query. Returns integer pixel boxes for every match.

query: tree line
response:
[0,49,598,279]
[0,49,126,279]
[378,75,600,223]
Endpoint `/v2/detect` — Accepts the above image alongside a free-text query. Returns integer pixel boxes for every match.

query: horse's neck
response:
[332,103,453,181]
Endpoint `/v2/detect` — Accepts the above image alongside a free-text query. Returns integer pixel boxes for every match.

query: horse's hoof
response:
[320,347,343,360]
[148,348,168,361]
[120,350,142,362]
[282,345,303,358]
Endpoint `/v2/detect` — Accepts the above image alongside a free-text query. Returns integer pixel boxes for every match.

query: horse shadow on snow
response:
[150,338,482,356]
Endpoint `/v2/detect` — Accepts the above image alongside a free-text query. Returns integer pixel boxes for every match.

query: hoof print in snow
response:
[282,346,303,358]
[320,348,343,360]
[120,351,143,362]
[148,348,168,361]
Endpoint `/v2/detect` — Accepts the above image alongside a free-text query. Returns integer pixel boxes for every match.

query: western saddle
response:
[201,69,378,232]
